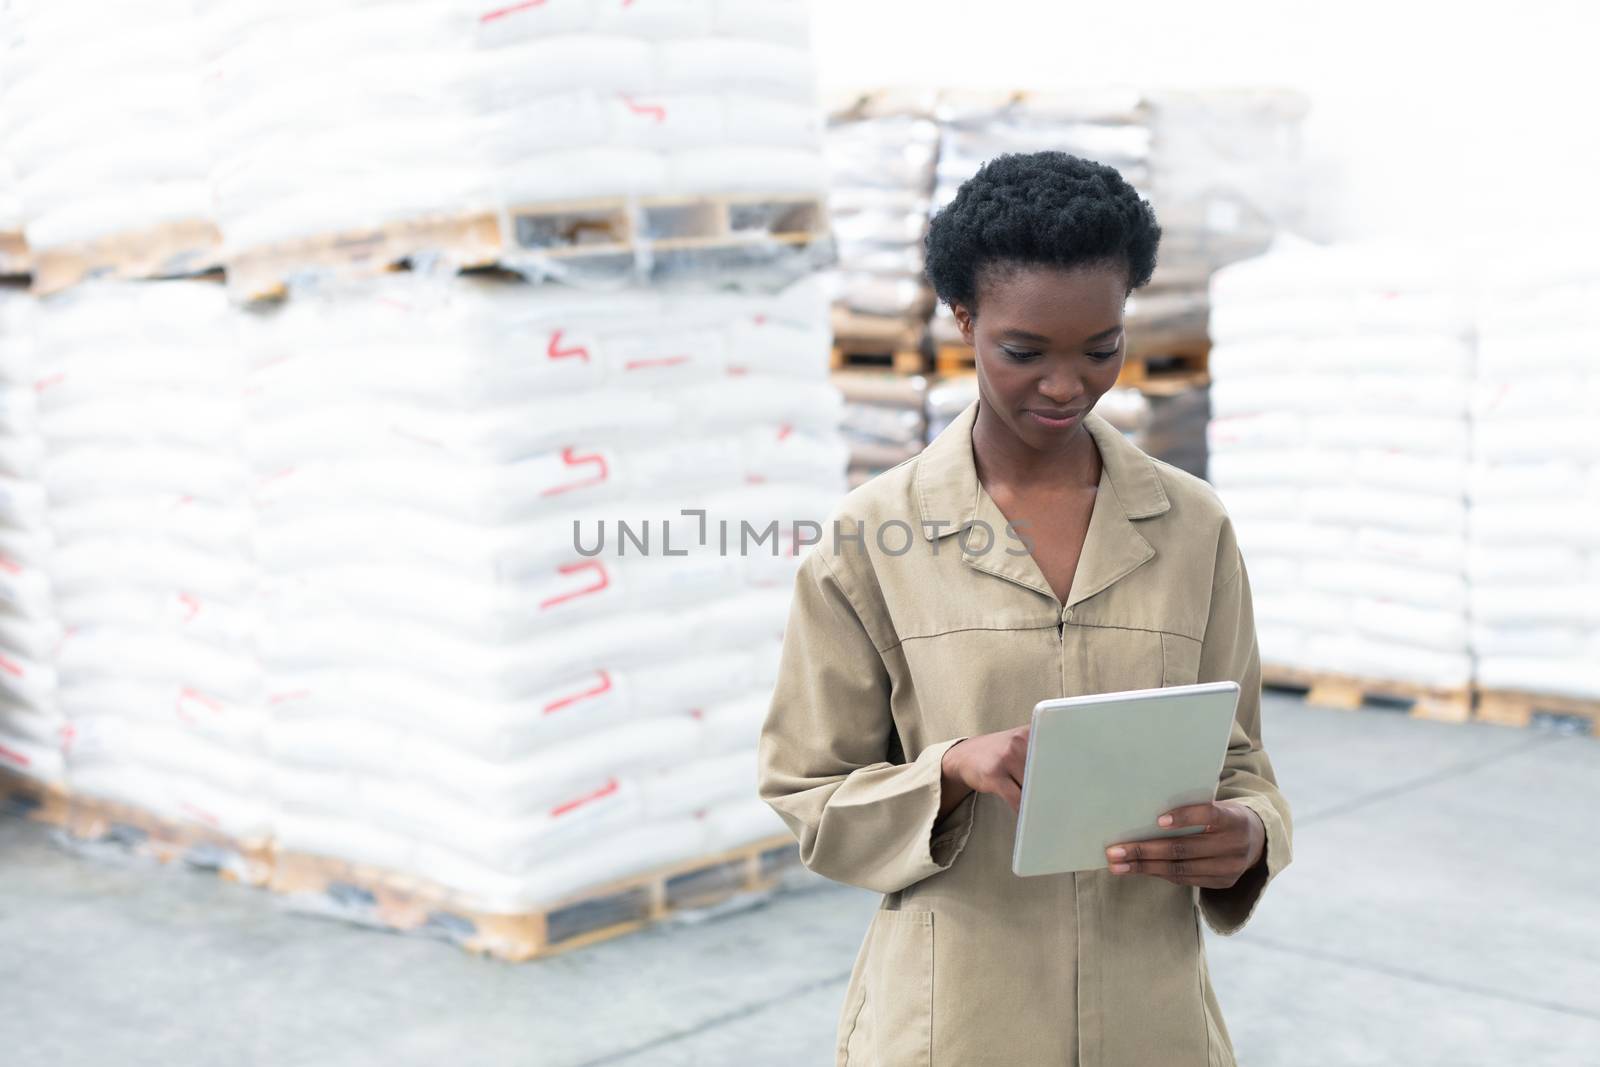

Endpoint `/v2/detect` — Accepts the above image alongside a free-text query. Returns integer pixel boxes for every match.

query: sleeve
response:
[756,548,977,895]
[1196,534,1294,936]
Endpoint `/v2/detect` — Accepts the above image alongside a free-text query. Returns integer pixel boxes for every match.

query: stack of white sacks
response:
[474,0,823,207]
[196,1,490,253]
[0,0,843,914]
[1469,253,1600,700]
[0,132,20,242]
[198,0,823,256]
[823,90,939,322]
[0,286,61,783]
[1142,90,1306,288]
[30,281,268,835]
[930,90,1150,213]
[0,0,213,253]
[247,273,844,910]
[1207,238,1476,689]
[832,370,929,488]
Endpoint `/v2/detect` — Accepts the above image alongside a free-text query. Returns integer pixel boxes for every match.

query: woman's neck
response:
[971,399,1103,494]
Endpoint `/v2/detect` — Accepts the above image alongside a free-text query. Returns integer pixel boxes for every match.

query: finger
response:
[1107,856,1241,882]
[1105,833,1244,865]
[1155,802,1221,832]
[1004,732,1030,775]
[999,775,1022,815]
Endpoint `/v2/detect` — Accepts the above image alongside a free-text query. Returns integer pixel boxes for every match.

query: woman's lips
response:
[1026,409,1083,428]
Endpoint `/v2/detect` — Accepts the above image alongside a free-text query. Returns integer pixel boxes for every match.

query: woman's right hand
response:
[939,726,1031,818]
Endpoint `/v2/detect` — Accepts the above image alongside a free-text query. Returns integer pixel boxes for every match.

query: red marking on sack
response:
[726,366,748,376]
[541,447,609,497]
[257,468,297,490]
[0,654,23,678]
[547,330,590,362]
[776,423,793,440]
[746,474,767,484]
[479,0,545,22]
[0,555,20,574]
[551,778,619,817]
[175,688,224,726]
[543,670,613,715]
[172,494,195,508]
[623,354,690,371]
[269,690,312,705]
[688,707,703,720]
[176,593,202,621]
[0,743,28,767]
[179,802,220,827]
[753,314,767,325]
[34,372,65,392]
[539,560,611,610]
[622,96,667,123]
[59,723,76,753]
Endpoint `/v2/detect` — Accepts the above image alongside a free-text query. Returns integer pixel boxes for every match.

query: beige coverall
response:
[758,400,1293,1066]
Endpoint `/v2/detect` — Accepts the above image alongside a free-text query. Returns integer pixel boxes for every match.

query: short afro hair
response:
[924,151,1161,314]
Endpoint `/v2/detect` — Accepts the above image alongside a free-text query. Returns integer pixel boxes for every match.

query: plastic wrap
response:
[1207,238,1475,688]
[1468,251,1600,699]
[199,0,826,258]
[824,89,939,324]
[0,0,214,252]
[0,286,61,783]
[249,272,841,901]
[29,279,262,827]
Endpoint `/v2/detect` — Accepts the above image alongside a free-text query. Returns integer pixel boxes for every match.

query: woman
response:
[757,151,1293,1066]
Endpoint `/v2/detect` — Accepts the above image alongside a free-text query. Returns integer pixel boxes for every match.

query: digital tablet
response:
[1011,681,1241,877]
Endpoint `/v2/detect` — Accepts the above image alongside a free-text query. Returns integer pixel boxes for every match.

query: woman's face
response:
[953,261,1128,454]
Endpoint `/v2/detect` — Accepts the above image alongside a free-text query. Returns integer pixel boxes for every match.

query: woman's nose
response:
[1038,372,1082,405]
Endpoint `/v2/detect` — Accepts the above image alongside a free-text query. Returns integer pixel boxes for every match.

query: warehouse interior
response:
[0,2,1596,1065]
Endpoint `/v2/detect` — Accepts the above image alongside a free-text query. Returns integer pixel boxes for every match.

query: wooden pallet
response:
[0,231,29,277]
[226,194,829,300]
[1115,349,1210,390]
[1476,689,1599,735]
[506,194,828,259]
[1262,664,1475,724]
[831,312,928,374]
[0,767,70,826]
[932,341,976,375]
[269,833,802,962]
[226,211,504,302]
[30,219,224,296]
[0,766,272,884]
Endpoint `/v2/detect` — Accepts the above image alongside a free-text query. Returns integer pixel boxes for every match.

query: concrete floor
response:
[2,694,1597,1067]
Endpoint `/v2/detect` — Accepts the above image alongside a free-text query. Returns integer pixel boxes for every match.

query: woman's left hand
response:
[1104,800,1266,889]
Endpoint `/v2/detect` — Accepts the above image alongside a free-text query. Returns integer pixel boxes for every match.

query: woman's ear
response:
[952,303,976,346]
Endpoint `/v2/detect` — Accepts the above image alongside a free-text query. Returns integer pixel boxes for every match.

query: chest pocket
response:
[1161,631,1203,687]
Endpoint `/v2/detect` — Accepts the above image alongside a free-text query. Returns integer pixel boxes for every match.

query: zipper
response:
[1058,606,1069,698]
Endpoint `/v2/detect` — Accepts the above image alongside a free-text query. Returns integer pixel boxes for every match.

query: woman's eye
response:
[999,346,1041,361]
[1087,349,1120,361]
